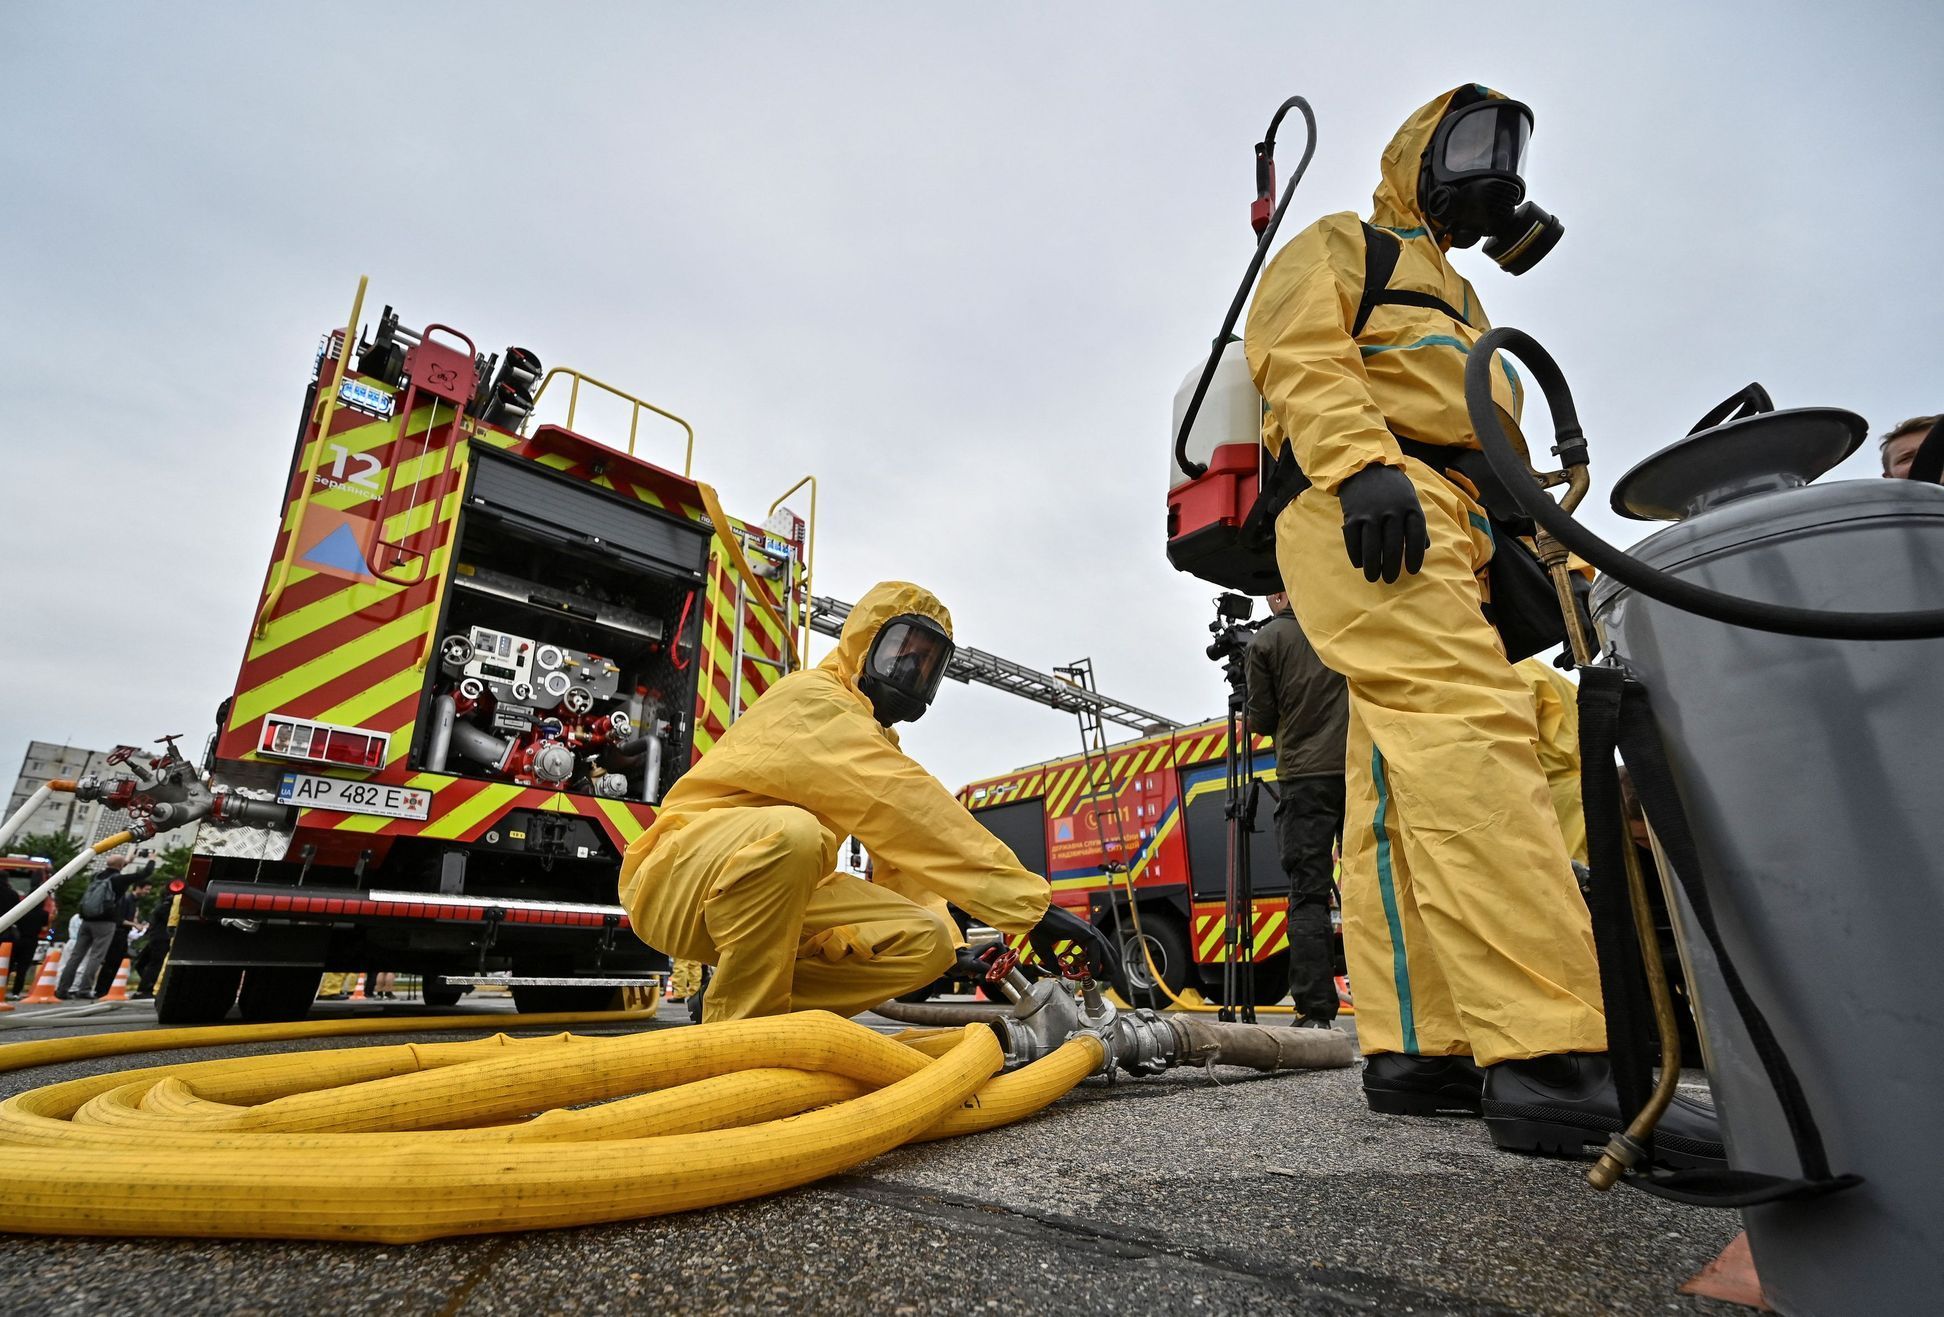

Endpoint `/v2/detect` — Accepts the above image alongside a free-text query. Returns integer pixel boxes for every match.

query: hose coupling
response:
[988,977,1182,1078]
[991,976,1083,1068]
[1588,1132,1647,1192]
[1101,1009,1180,1077]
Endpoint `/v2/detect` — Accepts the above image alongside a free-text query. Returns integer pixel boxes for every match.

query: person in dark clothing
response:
[92,872,154,998]
[1244,590,1350,1027]
[2,874,50,997]
[131,880,184,999]
[59,853,154,999]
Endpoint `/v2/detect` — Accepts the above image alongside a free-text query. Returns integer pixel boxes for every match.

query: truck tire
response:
[421,980,469,1008]
[154,964,243,1026]
[511,984,622,1014]
[1109,910,1194,1008]
[237,967,323,1023]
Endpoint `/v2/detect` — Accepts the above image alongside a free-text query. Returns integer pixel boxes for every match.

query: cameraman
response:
[1245,590,1348,1028]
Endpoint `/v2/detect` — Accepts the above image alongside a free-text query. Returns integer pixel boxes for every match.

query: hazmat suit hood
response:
[1370,85,1515,237]
[818,580,954,697]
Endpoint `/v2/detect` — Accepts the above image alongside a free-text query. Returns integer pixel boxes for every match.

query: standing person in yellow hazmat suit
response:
[620,581,1112,1023]
[1518,656,1587,867]
[1244,86,1721,1163]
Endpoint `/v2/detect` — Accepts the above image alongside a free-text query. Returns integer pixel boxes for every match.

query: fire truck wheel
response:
[237,967,324,1023]
[154,964,244,1026]
[1109,910,1194,1008]
[421,980,469,1008]
[511,984,623,1014]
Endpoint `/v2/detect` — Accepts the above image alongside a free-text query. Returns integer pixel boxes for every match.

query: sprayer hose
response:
[0,1010,1100,1243]
[1464,327,1944,641]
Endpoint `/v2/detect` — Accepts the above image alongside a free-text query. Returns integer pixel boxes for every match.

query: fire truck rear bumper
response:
[170,882,667,971]
[194,882,636,930]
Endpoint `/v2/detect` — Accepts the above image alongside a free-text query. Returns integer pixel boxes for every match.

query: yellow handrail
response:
[526,367,697,475]
[765,475,817,667]
[257,275,368,638]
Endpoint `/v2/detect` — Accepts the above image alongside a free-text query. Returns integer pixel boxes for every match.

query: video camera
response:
[1203,592,1257,665]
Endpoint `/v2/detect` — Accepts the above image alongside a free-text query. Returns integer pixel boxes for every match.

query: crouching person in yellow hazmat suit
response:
[1244,85,1721,1164]
[621,581,1106,1022]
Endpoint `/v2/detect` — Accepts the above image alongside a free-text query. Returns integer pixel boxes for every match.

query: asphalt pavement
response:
[0,996,1748,1316]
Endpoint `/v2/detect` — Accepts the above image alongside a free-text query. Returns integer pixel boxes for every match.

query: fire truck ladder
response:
[1052,659,1154,1009]
[806,597,1181,734]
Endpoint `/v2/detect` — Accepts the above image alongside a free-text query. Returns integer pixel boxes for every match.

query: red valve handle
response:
[980,946,1019,984]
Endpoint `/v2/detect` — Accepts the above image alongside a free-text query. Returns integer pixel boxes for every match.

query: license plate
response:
[278,772,431,820]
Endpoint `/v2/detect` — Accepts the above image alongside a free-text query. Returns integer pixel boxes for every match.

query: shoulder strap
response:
[1353,223,1402,337]
[1353,222,1470,336]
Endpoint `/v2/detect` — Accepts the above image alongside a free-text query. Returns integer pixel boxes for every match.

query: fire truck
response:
[957,715,1341,1007]
[163,279,810,1025]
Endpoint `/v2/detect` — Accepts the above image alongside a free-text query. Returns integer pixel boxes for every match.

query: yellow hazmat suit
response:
[1518,657,1588,866]
[1244,87,1605,1066]
[620,581,1050,1022]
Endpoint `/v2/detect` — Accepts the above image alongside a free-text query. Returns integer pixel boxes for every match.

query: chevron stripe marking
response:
[231,602,441,728]
[1196,916,1226,962]
[594,797,650,844]
[318,682,423,747]
[419,783,527,841]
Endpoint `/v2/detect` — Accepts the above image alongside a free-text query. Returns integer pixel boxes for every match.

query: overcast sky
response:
[3,2,1939,799]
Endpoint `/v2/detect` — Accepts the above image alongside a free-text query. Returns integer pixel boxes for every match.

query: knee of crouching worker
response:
[914,914,958,979]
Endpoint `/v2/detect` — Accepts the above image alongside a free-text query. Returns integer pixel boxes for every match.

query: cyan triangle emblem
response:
[301,522,370,575]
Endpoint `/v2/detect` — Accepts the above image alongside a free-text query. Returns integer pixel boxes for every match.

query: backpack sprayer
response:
[1165,97,1316,595]
[1464,328,1944,1317]
[1158,99,1322,1021]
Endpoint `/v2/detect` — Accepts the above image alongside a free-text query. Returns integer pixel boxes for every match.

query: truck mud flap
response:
[168,918,330,969]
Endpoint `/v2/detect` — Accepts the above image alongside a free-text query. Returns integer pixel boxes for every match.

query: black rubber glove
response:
[952,944,995,983]
[1028,904,1115,979]
[1337,463,1429,584]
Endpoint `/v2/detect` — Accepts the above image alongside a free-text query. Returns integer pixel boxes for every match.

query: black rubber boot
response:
[1362,1053,1485,1117]
[1483,1052,1725,1168]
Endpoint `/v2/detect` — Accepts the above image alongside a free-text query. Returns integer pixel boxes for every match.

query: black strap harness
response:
[1249,223,1476,547]
[1352,223,1469,336]
[1578,665,1862,1207]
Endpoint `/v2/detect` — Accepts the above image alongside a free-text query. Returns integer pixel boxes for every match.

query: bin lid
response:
[1611,407,1865,521]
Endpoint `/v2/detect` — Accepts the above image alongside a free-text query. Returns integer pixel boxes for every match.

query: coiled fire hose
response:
[0,982,1349,1242]
[0,1012,1096,1242]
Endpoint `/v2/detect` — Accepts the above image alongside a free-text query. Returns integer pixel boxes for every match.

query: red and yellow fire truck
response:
[166,279,810,1024]
[958,718,1342,1007]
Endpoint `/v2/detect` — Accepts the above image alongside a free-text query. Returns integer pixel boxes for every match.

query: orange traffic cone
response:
[348,973,368,1001]
[22,945,63,1004]
[0,944,13,1012]
[101,958,132,1002]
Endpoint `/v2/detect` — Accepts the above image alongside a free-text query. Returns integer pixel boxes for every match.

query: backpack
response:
[80,874,116,921]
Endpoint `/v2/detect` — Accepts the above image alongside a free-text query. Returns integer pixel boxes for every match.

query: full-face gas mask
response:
[1418,93,1563,275]
[858,614,954,725]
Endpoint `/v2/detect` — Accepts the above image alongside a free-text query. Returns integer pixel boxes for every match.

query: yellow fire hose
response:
[0,1010,1099,1243]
